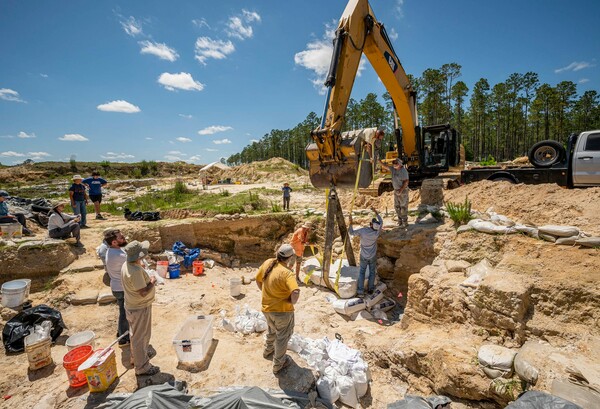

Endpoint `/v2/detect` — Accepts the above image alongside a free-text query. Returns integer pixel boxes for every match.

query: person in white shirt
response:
[47,202,83,247]
[103,229,130,347]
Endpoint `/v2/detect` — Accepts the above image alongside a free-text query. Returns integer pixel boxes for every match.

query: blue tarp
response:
[172,241,200,268]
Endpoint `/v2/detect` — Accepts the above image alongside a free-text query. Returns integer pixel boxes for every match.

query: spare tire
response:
[528,140,565,168]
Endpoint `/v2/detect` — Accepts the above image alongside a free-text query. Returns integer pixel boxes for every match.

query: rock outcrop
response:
[0,239,77,279]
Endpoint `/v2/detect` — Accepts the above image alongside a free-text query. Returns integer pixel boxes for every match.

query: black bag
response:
[2,304,67,353]
[103,272,111,287]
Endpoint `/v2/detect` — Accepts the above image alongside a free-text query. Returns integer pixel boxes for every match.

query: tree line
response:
[227,64,600,165]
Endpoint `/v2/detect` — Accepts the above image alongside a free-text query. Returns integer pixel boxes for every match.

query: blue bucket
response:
[167,264,181,279]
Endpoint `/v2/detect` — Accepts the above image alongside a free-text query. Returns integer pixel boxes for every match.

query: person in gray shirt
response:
[380,158,409,228]
[103,229,130,346]
[349,207,383,297]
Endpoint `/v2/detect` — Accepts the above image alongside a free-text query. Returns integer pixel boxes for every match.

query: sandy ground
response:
[1,177,599,408]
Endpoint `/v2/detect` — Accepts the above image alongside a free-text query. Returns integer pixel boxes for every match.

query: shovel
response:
[77,331,129,372]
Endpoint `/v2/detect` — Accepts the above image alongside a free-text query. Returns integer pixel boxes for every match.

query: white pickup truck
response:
[461,130,600,187]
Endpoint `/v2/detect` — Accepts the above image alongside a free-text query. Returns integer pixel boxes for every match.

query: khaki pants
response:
[126,305,153,374]
[263,312,294,372]
[394,189,409,225]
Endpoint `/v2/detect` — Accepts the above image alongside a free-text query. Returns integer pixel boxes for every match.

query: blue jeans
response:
[112,291,130,344]
[72,201,87,226]
[357,254,377,295]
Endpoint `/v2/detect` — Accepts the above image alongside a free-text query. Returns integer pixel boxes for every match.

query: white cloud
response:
[194,37,235,65]
[18,131,36,138]
[389,28,398,41]
[227,9,261,40]
[213,138,232,145]
[242,10,261,23]
[205,148,218,152]
[579,78,590,84]
[97,100,141,113]
[294,23,366,93]
[164,155,183,161]
[59,134,89,142]
[395,0,405,18]
[0,88,26,103]
[40,73,48,78]
[167,150,186,156]
[145,137,153,140]
[121,16,143,37]
[139,41,179,61]
[188,155,202,161]
[176,137,192,143]
[0,151,25,157]
[158,72,204,91]
[555,61,595,73]
[192,18,210,29]
[28,152,50,159]
[250,139,260,143]
[0,134,14,138]
[179,114,193,119]
[198,125,232,135]
[101,152,135,159]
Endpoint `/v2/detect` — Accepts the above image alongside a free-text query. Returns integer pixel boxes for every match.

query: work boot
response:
[73,241,84,248]
[96,214,106,220]
[23,229,34,237]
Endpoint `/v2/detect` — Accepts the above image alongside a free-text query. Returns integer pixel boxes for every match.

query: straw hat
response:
[52,201,68,210]
[302,221,313,229]
[124,240,150,262]
[72,174,83,180]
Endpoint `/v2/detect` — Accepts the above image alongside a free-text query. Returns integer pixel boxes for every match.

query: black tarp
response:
[505,391,583,409]
[387,395,451,409]
[2,304,66,353]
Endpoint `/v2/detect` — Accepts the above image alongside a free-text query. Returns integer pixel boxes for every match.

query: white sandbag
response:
[97,292,116,304]
[350,310,373,321]
[471,220,517,234]
[232,305,267,334]
[352,369,369,398]
[364,282,387,308]
[576,237,600,248]
[538,225,580,237]
[327,339,363,365]
[370,309,388,321]
[337,375,359,408]
[309,259,373,299]
[457,224,473,233]
[514,224,539,238]
[514,352,539,385]
[316,376,340,404]
[490,213,515,227]
[555,235,580,245]
[478,345,516,378]
[333,298,366,316]
[538,232,557,243]
[302,257,321,274]
[368,298,396,312]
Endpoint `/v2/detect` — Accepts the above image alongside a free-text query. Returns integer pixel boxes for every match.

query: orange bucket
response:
[63,345,93,388]
[193,260,204,276]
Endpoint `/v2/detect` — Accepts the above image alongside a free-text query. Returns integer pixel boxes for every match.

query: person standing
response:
[256,244,299,375]
[103,229,130,347]
[290,221,313,283]
[69,175,89,228]
[348,207,383,297]
[281,183,292,211]
[380,158,409,228]
[0,190,34,236]
[122,240,159,376]
[47,202,83,247]
[83,172,107,220]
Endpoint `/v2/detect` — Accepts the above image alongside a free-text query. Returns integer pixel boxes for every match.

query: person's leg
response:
[294,255,302,281]
[400,190,409,226]
[14,214,33,235]
[127,306,154,375]
[357,255,367,296]
[367,256,377,293]
[94,201,101,216]
[272,312,295,373]
[112,291,130,345]
[394,190,403,225]
[68,223,81,242]
[263,312,276,358]
[79,201,87,226]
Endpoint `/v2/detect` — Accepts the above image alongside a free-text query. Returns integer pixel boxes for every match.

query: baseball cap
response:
[371,218,381,230]
[277,244,295,258]
[0,190,10,198]
[124,240,150,262]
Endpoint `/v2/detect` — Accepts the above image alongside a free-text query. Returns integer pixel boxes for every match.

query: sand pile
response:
[213,157,308,184]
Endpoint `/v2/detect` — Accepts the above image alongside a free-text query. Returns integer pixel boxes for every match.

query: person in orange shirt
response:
[290,221,313,282]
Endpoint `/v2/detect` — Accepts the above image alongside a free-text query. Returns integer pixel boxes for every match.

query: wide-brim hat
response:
[72,174,83,180]
[302,222,313,229]
[52,201,68,210]
[124,240,150,262]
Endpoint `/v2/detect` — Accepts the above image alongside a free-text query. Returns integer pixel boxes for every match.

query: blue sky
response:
[1,0,598,165]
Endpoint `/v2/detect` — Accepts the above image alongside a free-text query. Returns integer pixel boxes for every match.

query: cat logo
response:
[384,51,398,73]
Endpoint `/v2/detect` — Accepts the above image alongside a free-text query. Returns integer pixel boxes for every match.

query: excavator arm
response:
[306,0,419,189]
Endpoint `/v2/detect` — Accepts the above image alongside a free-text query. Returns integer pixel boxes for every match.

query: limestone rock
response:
[0,239,76,279]
[69,290,99,305]
[420,179,444,208]
[445,260,471,272]
[376,257,394,279]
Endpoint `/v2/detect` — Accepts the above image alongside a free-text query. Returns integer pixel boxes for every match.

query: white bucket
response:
[65,330,96,351]
[1,279,31,308]
[0,223,23,239]
[230,278,241,297]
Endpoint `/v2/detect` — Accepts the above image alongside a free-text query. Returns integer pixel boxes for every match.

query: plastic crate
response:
[172,315,213,363]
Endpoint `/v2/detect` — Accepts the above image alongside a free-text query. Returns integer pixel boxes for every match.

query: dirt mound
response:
[214,157,308,184]
[444,181,600,234]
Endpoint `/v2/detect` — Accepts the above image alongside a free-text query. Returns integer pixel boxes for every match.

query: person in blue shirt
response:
[348,206,383,297]
[69,175,89,228]
[83,172,108,220]
[0,190,34,236]
[281,183,292,211]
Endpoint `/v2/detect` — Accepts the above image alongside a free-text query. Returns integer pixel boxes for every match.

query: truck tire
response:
[528,140,565,168]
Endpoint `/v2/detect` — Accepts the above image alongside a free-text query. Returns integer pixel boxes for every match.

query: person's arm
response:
[256,281,263,291]
[399,178,409,193]
[69,190,75,207]
[290,289,300,304]
[137,275,156,297]
[379,160,390,171]
[84,188,89,203]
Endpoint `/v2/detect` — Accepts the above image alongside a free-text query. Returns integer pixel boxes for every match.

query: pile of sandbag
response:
[302,258,375,299]
[331,282,396,321]
[288,334,370,408]
[478,344,539,386]
[220,305,267,334]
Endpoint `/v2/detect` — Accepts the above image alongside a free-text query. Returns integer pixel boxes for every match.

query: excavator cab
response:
[420,124,461,172]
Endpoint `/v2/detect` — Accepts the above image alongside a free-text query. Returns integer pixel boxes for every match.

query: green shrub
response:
[174,180,189,195]
[480,155,497,166]
[446,197,472,226]
[271,201,282,213]
[219,189,230,197]
[140,160,150,176]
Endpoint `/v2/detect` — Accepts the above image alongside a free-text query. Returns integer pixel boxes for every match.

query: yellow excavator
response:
[305,0,461,193]
[304,0,461,288]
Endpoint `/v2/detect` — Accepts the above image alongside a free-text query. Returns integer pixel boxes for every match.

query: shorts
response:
[89,194,102,203]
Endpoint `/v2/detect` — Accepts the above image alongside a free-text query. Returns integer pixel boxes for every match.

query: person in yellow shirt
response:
[256,244,299,375]
[290,221,313,282]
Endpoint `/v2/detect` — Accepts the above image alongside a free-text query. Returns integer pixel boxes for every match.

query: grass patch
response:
[446,197,473,226]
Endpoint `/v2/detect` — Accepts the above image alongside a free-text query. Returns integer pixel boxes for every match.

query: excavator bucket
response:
[306,129,374,189]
